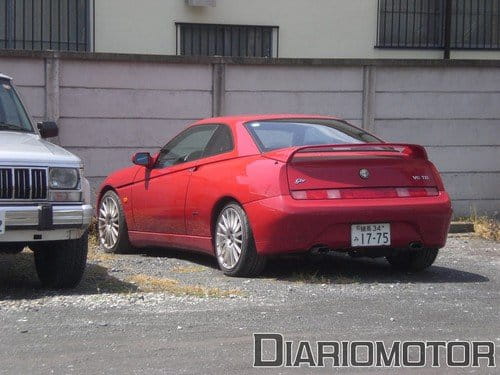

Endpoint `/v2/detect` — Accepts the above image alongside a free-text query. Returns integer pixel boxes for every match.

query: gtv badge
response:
[359,169,370,179]
[295,178,306,185]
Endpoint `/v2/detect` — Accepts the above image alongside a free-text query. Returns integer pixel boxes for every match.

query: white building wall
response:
[94,0,500,60]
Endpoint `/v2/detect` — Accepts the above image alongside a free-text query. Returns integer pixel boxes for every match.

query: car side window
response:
[203,125,234,158]
[156,125,218,168]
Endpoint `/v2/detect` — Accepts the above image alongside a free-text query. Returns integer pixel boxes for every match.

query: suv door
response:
[131,125,218,235]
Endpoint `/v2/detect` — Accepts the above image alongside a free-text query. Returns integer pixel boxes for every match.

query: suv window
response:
[203,125,234,158]
[0,81,33,132]
[156,125,218,168]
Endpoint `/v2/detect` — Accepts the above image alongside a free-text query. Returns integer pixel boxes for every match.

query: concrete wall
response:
[94,0,500,60]
[0,52,498,217]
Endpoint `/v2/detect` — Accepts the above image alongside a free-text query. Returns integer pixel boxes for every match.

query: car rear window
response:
[244,119,381,152]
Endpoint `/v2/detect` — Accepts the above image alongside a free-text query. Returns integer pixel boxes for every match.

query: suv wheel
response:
[32,233,88,289]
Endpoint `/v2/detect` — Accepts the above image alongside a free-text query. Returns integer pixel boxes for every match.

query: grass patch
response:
[171,265,206,274]
[127,274,243,298]
[87,239,115,263]
[285,271,360,285]
[472,217,500,242]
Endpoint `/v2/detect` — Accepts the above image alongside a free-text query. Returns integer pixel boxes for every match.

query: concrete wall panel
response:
[375,92,500,119]
[67,147,155,178]
[226,65,363,92]
[60,88,211,119]
[1,54,497,217]
[16,86,45,118]
[61,60,212,90]
[58,118,193,148]
[376,67,500,92]
[442,173,500,200]
[374,119,500,146]
[225,92,362,119]
[0,58,45,86]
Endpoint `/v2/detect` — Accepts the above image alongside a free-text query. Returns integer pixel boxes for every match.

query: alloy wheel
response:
[98,196,120,250]
[216,207,243,270]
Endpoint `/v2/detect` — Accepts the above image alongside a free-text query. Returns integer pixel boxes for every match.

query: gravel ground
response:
[0,234,499,374]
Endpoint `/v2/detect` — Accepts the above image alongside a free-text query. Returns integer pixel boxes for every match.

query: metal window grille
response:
[0,0,90,51]
[377,0,500,49]
[176,23,279,58]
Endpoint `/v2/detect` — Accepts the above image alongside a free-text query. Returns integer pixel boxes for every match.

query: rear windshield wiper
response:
[0,122,32,132]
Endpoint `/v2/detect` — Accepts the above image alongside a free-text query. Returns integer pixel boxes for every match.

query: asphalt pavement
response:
[0,234,499,374]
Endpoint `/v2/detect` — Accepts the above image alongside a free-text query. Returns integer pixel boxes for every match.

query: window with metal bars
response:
[176,23,279,58]
[377,0,500,50]
[0,0,90,51]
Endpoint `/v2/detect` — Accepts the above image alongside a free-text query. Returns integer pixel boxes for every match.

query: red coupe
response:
[97,115,452,277]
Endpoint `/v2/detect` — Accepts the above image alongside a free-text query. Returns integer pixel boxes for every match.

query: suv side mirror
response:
[132,152,154,168]
[37,121,59,138]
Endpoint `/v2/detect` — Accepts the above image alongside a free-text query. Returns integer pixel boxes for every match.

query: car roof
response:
[193,114,340,126]
[0,73,13,81]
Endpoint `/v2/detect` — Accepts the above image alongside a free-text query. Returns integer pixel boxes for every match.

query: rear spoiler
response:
[262,143,429,163]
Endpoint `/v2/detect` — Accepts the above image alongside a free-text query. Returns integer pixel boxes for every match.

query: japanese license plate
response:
[351,223,391,247]
[0,209,5,235]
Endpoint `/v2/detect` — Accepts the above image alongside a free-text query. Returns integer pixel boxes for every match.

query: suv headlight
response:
[49,168,79,190]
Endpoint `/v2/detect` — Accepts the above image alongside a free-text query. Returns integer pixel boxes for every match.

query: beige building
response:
[1,0,498,59]
[94,0,500,59]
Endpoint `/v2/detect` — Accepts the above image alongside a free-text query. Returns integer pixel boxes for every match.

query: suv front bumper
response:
[0,204,93,242]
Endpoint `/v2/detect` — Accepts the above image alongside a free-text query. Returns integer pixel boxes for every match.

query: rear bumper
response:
[244,193,452,255]
[0,204,92,242]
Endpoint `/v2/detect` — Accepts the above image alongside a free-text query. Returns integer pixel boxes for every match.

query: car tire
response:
[214,203,266,277]
[0,244,25,254]
[32,233,88,289]
[98,190,134,254]
[386,248,439,272]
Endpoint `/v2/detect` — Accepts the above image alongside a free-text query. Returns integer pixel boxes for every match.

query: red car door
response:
[184,124,236,237]
[131,125,219,234]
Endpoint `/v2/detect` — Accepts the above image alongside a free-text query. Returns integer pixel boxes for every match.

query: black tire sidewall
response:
[33,232,88,289]
[387,248,439,271]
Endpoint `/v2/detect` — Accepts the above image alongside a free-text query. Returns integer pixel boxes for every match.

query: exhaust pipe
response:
[309,246,330,255]
[409,242,423,249]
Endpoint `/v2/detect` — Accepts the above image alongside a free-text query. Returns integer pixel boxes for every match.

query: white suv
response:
[0,73,92,288]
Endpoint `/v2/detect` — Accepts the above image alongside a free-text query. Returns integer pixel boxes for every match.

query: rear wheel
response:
[33,234,88,289]
[386,248,439,272]
[215,203,266,277]
[98,190,134,254]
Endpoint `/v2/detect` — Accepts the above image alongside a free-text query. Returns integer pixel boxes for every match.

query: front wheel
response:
[98,190,134,254]
[32,233,88,289]
[215,203,266,277]
[386,248,439,272]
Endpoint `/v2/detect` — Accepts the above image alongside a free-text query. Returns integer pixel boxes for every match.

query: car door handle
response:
[189,166,198,172]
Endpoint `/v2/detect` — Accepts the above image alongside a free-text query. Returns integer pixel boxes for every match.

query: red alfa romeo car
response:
[97,115,452,277]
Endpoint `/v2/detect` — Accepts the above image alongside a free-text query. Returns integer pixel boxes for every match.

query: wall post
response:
[212,63,226,117]
[362,65,376,132]
[44,54,60,143]
[45,55,60,122]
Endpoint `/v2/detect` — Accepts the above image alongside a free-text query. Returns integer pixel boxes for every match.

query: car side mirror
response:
[37,121,59,138]
[132,152,154,168]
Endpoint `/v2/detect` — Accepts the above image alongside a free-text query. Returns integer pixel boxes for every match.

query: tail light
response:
[291,187,439,200]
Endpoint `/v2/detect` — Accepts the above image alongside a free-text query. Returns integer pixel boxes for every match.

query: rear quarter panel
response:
[185,155,288,237]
